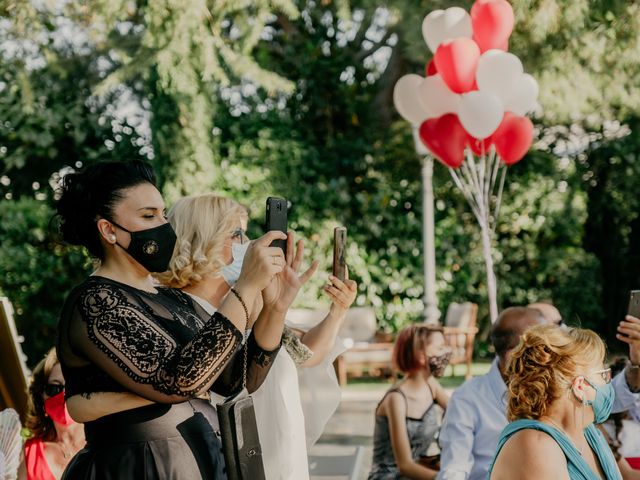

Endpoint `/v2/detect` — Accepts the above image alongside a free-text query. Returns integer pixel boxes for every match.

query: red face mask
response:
[44,391,74,426]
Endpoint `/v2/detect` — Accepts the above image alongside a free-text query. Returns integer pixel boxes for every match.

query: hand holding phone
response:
[628,291,640,320]
[265,197,288,256]
[333,227,347,282]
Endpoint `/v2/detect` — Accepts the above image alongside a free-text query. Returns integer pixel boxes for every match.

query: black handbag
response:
[217,334,266,480]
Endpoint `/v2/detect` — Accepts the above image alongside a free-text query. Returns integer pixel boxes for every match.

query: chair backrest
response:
[308,445,364,480]
[286,308,328,329]
[287,307,377,343]
[0,297,30,421]
[444,302,477,328]
[338,307,377,343]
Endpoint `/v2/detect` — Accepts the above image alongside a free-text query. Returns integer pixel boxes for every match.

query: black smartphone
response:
[265,197,288,255]
[628,290,640,319]
[333,227,347,282]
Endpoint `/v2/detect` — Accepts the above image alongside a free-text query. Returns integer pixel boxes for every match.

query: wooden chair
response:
[287,307,393,386]
[0,297,30,421]
[442,302,478,380]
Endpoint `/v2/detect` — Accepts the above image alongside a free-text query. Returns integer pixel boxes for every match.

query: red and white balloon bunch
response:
[394,0,537,169]
[393,1,536,323]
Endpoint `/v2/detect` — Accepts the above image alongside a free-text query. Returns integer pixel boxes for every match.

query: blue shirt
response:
[437,358,637,480]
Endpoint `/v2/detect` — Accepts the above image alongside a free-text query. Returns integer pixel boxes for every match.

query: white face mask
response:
[221,242,249,286]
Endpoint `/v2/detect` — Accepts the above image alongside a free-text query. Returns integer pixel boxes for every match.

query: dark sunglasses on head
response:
[43,383,64,397]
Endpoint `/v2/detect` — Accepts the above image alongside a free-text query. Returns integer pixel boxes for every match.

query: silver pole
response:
[413,127,440,324]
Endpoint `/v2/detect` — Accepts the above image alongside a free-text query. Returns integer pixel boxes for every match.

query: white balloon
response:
[393,74,429,125]
[422,7,473,53]
[504,73,539,115]
[418,74,460,117]
[476,50,523,101]
[458,91,504,139]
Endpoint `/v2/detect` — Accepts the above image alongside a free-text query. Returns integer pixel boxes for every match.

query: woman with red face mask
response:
[18,348,85,480]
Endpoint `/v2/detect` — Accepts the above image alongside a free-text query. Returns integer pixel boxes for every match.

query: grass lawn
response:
[343,360,493,391]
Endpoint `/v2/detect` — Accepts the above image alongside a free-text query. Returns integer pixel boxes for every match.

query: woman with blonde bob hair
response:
[489,325,621,480]
[157,195,247,290]
[159,193,358,480]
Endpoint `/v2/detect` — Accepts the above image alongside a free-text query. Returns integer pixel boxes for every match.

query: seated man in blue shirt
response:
[437,306,640,480]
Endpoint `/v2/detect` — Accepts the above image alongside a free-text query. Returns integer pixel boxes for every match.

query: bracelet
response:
[229,287,250,331]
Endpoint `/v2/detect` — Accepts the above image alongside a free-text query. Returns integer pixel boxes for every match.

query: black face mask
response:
[428,351,452,378]
[109,220,177,273]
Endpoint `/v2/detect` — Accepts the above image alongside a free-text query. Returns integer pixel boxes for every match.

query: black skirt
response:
[62,399,226,480]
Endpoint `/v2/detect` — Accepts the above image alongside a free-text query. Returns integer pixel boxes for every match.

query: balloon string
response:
[492,165,507,234]
[464,151,488,223]
[450,168,482,219]
[489,147,500,200]
[486,148,497,228]
[478,150,486,214]
[466,152,486,218]
[483,149,492,226]
[460,160,484,219]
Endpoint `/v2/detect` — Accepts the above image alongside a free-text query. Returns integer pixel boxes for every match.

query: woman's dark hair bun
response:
[55,161,156,258]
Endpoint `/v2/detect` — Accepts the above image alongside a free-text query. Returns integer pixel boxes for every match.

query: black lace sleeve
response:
[68,281,243,402]
[211,331,281,397]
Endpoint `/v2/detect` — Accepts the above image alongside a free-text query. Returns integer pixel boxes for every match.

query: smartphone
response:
[333,227,347,282]
[265,197,288,255]
[628,290,640,319]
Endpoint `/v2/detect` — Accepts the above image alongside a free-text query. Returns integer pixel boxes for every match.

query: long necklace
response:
[543,417,584,456]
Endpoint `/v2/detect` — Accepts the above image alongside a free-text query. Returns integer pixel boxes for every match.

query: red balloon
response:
[467,134,493,156]
[434,38,481,94]
[425,58,438,77]
[471,0,514,53]
[492,112,534,165]
[419,114,468,169]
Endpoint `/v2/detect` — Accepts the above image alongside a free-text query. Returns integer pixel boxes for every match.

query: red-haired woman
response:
[368,325,452,480]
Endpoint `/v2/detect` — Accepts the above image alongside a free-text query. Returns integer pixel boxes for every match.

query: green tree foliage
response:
[211,1,604,340]
[1,0,639,363]
[0,198,92,361]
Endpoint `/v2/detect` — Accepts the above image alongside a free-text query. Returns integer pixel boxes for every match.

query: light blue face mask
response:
[221,242,249,286]
[584,377,615,424]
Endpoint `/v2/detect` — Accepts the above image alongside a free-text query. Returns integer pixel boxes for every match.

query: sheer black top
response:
[56,276,279,402]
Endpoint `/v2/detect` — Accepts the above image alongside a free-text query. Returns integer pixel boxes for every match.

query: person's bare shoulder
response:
[491,428,570,480]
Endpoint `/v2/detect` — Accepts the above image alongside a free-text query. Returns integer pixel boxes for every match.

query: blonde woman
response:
[488,325,621,480]
[158,194,358,480]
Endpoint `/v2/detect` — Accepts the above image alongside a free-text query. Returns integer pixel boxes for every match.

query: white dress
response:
[187,293,344,480]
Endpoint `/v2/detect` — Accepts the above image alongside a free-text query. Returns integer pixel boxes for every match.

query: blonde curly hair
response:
[156,194,245,288]
[506,324,605,422]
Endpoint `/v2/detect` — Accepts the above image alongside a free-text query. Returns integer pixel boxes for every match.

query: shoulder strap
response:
[391,387,409,411]
[377,386,409,412]
[584,424,622,480]
[426,379,437,402]
[488,420,597,480]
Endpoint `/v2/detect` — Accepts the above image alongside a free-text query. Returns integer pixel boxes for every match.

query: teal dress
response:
[487,419,621,480]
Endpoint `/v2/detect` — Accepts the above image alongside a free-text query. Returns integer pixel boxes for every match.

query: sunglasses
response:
[231,228,248,244]
[43,383,65,397]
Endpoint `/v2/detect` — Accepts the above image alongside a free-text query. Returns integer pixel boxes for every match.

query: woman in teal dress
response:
[488,325,622,480]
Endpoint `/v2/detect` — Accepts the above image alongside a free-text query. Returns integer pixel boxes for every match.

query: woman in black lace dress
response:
[55,161,289,479]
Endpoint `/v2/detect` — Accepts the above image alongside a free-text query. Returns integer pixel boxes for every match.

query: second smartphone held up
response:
[333,227,347,282]
[265,197,288,255]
